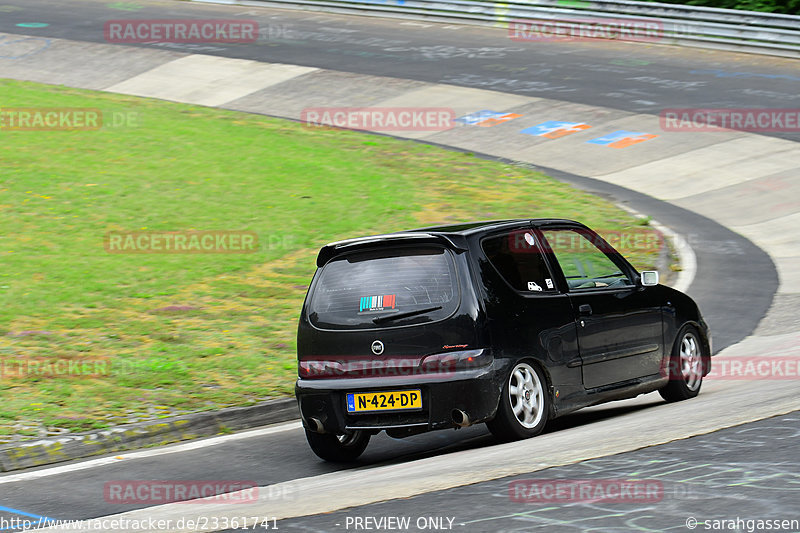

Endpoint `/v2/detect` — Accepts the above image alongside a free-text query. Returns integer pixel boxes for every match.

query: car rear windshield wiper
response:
[372,306,443,324]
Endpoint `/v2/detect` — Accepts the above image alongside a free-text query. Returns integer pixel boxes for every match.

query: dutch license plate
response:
[346,390,422,413]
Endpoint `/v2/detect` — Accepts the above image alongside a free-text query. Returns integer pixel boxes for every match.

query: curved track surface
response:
[2,0,800,143]
[1,1,798,531]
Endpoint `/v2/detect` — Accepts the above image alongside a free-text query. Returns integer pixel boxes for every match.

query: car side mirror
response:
[640,271,659,287]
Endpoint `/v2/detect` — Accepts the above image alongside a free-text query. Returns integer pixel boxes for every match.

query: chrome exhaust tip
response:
[452,409,471,427]
[308,417,325,433]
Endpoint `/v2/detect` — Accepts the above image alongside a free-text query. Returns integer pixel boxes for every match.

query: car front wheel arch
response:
[659,324,706,402]
[673,320,712,375]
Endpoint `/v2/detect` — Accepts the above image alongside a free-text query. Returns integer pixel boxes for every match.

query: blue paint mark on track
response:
[455,110,502,125]
[586,130,657,148]
[0,36,53,60]
[0,505,56,530]
[521,121,591,138]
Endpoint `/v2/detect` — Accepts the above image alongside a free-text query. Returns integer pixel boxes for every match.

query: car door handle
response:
[578,304,593,316]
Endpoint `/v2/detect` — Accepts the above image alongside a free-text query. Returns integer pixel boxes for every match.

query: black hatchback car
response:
[295,219,712,461]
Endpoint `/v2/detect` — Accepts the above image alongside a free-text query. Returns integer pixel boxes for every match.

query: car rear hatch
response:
[297,236,486,381]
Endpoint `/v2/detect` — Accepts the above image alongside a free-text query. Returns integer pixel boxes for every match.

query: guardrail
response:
[196,0,800,58]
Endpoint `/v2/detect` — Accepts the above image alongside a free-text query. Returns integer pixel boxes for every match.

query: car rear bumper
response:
[295,363,502,435]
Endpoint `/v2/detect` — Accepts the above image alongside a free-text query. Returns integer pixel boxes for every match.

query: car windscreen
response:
[308,246,460,330]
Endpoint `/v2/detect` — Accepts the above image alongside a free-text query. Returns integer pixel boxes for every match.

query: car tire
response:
[659,325,705,402]
[304,428,370,462]
[487,361,550,442]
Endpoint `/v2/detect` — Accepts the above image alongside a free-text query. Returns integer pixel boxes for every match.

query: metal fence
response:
[196,0,800,58]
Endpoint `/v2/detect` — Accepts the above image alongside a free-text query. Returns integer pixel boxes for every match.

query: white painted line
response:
[650,218,697,295]
[615,205,697,295]
[0,421,301,484]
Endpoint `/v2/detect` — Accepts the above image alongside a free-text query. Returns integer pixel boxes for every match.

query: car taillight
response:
[298,360,345,378]
[419,349,492,372]
[298,350,492,379]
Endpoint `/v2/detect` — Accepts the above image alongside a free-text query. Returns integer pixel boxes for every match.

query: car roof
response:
[316,219,583,266]
[408,218,580,235]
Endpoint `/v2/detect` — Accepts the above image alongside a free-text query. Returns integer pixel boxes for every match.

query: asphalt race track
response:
[0,0,798,531]
[2,0,800,144]
[253,412,800,532]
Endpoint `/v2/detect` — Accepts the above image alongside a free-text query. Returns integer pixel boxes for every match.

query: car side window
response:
[541,228,633,290]
[481,230,557,293]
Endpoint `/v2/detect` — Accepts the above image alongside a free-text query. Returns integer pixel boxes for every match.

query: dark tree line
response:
[645,0,799,15]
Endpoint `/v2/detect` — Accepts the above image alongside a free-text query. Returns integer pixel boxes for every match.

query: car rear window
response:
[308,246,460,329]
